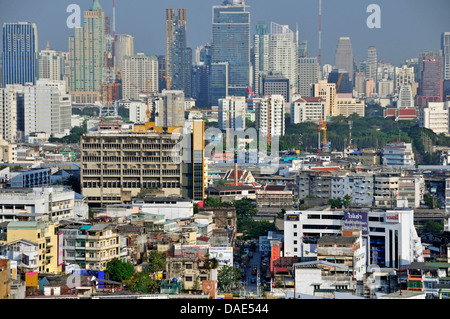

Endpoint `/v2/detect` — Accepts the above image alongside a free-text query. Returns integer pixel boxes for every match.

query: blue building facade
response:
[2,22,38,86]
[210,0,250,105]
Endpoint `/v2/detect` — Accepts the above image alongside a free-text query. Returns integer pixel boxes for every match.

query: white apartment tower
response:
[255,94,285,143]
[23,79,72,139]
[38,42,63,81]
[122,53,158,100]
[268,22,298,94]
[218,96,247,131]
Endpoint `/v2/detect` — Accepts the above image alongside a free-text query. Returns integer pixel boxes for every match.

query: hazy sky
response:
[1,0,450,66]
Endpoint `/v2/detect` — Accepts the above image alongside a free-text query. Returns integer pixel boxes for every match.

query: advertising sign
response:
[209,247,233,266]
[285,214,299,221]
[58,232,64,266]
[344,211,368,235]
[385,212,400,223]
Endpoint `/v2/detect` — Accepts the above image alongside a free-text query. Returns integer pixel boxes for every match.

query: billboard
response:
[58,232,64,266]
[344,211,368,235]
[209,247,233,267]
[285,214,299,221]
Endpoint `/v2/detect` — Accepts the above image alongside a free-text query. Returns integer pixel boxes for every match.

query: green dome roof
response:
[90,0,102,11]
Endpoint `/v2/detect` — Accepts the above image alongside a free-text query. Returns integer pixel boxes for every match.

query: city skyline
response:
[0,0,449,67]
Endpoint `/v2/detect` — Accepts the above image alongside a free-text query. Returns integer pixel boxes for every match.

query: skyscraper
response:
[268,22,298,97]
[166,8,192,97]
[298,57,319,97]
[442,32,450,81]
[211,0,250,104]
[122,53,158,100]
[366,46,377,82]
[69,0,105,104]
[334,37,354,85]
[416,56,443,106]
[114,34,134,73]
[253,22,269,95]
[38,42,63,81]
[2,22,38,86]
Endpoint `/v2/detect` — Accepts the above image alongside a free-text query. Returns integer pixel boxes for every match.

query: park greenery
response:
[280,103,450,165]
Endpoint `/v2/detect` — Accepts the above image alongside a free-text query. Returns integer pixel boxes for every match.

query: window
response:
[185,276,193,282]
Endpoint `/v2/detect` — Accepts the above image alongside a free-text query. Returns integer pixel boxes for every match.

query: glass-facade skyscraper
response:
[334,37,354,85]
[166,8,192,97]
[2,22,38,86]
[210,0,250,105]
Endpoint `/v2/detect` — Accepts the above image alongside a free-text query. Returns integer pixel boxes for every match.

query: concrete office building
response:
[291,96,325,124]
[283,209,423,269]
[80,129,184,207]
[335,94,365,117]
[395,65,417,96]
[297,57,320,97]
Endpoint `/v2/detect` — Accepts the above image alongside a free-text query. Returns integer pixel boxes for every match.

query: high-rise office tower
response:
[268,22,298,97]
[166,8,192,97]
[115,34,134,73]
[328,69,352,94]
[122,53,158,100]
[442,32,450,81]
[334,37,354,85]
[2,22,38,86]
[416,56,443,106]
[211,0,250,104]
[417,50,443,82]
[38,42,63,81]
[192,45,211,107]
[69,0,105,104]
[298,57,320,97]
[253,22,270,95]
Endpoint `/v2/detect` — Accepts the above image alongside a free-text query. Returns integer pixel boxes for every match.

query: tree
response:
[218,265,242,292]
[204,196,222,207]
[422,220,444,234]
[106,258,135,282]
[146,250,166,274]
[124,271,160,293]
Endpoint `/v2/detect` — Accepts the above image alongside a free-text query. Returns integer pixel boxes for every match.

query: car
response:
[250,277,256,284]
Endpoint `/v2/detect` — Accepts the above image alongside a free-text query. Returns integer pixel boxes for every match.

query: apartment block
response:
[6,221,62,274]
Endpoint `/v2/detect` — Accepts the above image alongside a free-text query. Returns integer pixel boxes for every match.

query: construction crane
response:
[163,76,171,90]
[146,80,152,122]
